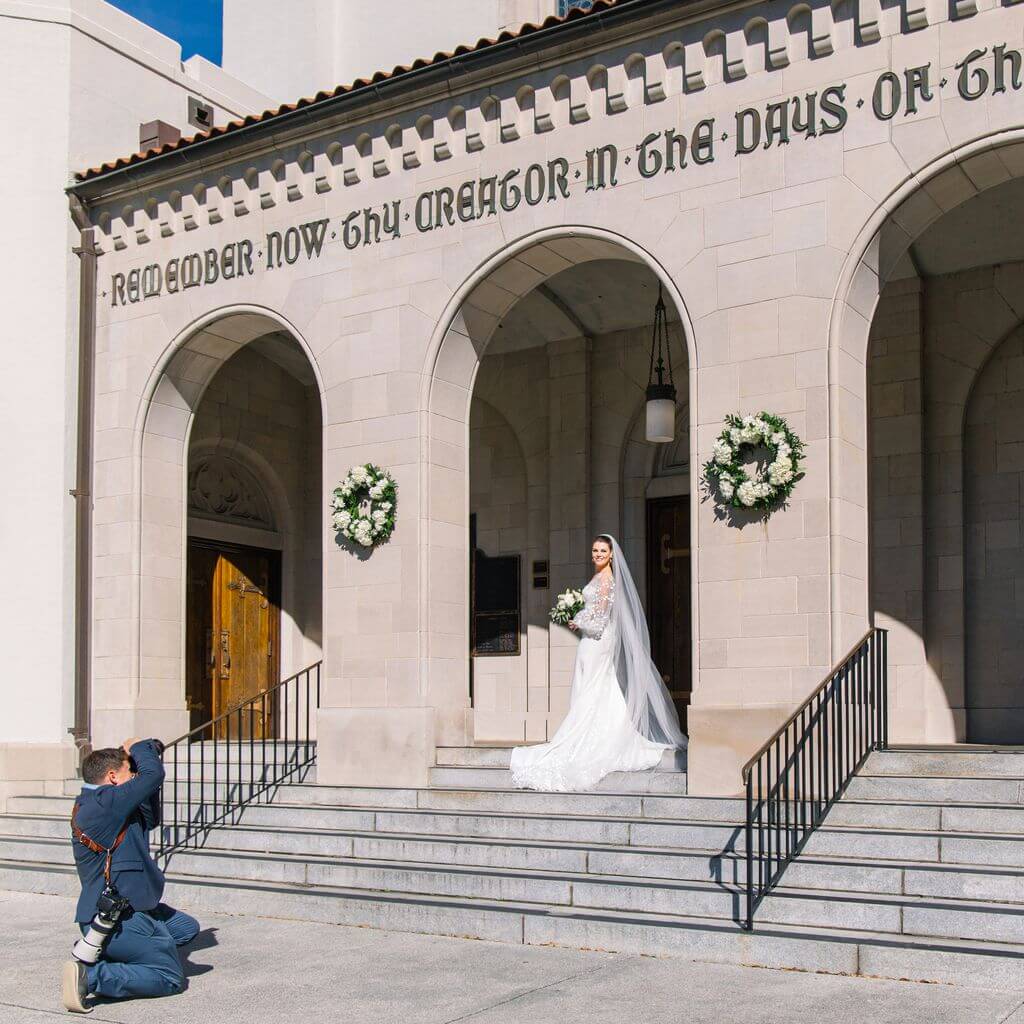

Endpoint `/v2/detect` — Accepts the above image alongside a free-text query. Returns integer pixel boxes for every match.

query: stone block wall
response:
[868,276,928,741]
[470,344,551,741]
[965,325,1024,741]
[591,322,690,600]
[469,396,531,740]
[869,264,1024,743]
[922,264,1024,741]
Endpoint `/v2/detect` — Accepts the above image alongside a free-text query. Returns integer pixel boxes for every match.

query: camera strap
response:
[71,803,128,884]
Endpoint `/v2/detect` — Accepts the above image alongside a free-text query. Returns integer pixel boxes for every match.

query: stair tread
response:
[12,788,1022,817]
[431,768,687,776]
[2,855,1022,957]
[859,771,1024,781]
[34,785,1024,813]
[11,802,1024,843]
[10,834,1024,911]
[7,821,1024,877]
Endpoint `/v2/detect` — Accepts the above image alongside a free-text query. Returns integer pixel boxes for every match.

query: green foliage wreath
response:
[331,463,397,547]
[703,412,805,513]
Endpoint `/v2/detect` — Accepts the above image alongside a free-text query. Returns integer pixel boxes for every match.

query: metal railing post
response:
[157,661,322,862]
[742,630,887,930]
[745,773,753,930]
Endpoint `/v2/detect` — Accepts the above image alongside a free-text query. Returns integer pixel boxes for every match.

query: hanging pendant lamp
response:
[645,285,676,443]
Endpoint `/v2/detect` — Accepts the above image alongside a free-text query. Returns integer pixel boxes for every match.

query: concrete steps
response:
[428,766,689,793]
[1,854,1021,991]
[10,810,1024,898]
[860,749,1024,777]
[19,796,1024,866]
[3,745,1023,990]
[430,746,688,793]
[9,828,1024,941]
[437,746,686,770]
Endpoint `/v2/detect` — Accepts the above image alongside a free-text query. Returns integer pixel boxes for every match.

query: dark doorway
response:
[186,540,281,737]
[646,496,692,731]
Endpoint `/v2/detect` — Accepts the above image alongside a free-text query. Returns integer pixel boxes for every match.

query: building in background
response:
[0,0,580,804]
[0,0,270,801]
[222,1,593,105]
[53,0,1024,789]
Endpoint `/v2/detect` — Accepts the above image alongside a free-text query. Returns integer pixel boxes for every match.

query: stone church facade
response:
[63,0,1024,796]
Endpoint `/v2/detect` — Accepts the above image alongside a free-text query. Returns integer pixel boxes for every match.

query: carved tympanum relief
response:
[188,454,274,529]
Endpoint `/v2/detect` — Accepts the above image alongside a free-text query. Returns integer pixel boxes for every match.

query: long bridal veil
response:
[607,535,687,749]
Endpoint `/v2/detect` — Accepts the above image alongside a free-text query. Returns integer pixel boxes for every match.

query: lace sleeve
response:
[572,574,615,639]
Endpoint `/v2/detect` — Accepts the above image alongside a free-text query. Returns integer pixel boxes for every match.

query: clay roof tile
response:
[76,0,623,182]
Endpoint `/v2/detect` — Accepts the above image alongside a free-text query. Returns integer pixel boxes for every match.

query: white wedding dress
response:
[509,568,675,792]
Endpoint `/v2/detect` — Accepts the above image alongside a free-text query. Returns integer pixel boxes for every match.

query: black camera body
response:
[72,883,133,964]
[96,884,132,920]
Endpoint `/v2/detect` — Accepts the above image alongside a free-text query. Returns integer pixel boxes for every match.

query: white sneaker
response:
[61,960,92,1014]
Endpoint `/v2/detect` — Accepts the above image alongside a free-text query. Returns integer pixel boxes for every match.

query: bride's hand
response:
[568,622,578,631]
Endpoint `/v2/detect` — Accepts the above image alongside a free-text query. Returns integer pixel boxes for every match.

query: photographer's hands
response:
[108,738,166,817]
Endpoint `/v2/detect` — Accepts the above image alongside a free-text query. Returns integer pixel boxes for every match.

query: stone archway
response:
[90,309,326,747]
[421,228,698,747]
[827,135,1024,744]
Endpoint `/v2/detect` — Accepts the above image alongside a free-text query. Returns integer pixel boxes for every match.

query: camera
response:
[72,884,132,964]
[127,738,164,773]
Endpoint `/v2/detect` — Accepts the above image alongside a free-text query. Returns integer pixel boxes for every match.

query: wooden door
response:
[646,497,692,732]
[186,544,219,728]
[186,541,280,738]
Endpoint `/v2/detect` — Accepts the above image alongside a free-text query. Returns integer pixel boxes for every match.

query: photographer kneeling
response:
[62,738,199,1014]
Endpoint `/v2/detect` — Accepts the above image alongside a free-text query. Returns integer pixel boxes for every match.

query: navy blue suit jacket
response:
[71,739,166,923]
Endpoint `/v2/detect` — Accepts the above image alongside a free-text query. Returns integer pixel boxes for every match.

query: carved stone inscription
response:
[109,45,1024,308]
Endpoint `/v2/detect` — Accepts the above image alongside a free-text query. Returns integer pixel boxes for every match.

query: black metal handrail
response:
[157,662,321,863]
[741,628,887,930]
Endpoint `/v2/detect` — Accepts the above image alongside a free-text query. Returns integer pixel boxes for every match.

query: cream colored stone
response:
[43,0,1024,803]
[317,707,434,788]
[687,704,794,796]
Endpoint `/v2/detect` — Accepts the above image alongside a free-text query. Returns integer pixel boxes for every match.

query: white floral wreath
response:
[703,412,805,512]
[331,464,397,547]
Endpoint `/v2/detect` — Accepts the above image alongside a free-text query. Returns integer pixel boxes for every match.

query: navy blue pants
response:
[81,904,199,1000]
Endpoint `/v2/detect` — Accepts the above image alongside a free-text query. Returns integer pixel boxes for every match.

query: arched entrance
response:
[829,139,1024,744]
[131,310,324,742]
[423,230,696,746]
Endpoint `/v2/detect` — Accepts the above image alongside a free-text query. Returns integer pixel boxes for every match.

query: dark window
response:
[471,545,521,657]
[557,0,594,15]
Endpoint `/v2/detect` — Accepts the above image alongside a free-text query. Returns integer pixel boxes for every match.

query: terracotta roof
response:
[75,0,630,183]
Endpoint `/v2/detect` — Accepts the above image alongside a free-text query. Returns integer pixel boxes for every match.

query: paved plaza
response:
[5,889,1024,1023]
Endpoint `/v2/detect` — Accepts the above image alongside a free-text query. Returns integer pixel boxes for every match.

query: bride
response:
[509,534,685,792]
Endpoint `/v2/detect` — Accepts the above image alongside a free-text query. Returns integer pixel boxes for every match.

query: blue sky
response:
[107,0,223,63]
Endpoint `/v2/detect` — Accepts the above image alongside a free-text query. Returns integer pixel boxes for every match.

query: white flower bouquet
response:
[550,588,585,626]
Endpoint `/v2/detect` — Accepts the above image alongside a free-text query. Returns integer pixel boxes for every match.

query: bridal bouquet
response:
[550,588,585,626]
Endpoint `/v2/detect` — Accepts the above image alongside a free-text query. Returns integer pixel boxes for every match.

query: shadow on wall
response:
[866,175,1024,744]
